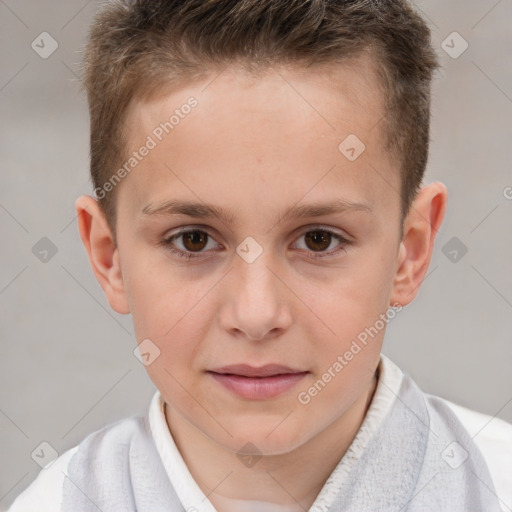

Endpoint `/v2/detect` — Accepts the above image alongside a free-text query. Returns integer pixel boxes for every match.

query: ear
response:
[390,182,447,307]
[75,195,130,314]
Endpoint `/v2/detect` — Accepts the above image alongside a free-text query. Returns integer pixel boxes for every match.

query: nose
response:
[219,249,292,341]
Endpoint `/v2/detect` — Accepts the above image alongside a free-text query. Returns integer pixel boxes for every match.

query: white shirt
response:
[8,355,512,512]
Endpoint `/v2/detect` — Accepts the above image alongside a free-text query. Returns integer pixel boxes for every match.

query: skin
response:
[76,57,447,511]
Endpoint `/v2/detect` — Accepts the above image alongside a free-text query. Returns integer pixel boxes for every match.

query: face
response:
[114,59,404,454]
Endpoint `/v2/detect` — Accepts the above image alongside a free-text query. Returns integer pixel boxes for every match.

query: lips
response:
[210,363,305,378]
[207,364,309,400]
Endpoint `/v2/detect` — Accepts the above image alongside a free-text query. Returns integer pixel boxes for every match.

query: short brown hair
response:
[82,0,439,236]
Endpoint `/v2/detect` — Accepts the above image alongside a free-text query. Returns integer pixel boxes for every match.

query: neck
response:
[165,370,378,511]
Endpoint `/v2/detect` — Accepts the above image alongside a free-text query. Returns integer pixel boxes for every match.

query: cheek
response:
[123,247,206,337]
[125,256,217,373]
[310,252,396,334]
[351,237,399,311]
[302,242,397,379]
[297,280,389,415]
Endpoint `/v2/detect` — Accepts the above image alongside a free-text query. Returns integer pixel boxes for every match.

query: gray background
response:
[1,0,511,509]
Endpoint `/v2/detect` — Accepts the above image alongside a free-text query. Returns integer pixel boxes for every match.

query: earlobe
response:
[390,182,448,307]
[75,195,130,314]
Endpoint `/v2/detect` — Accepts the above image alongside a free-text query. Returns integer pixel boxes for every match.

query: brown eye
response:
[293,227,351,259]
[182,230,209,252]
[304,231,333,251]
[162,228,220,260]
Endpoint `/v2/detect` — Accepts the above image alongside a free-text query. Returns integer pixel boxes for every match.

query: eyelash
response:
[160,226,351,261]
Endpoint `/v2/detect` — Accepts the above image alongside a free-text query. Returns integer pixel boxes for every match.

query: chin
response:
[215,417,310,456]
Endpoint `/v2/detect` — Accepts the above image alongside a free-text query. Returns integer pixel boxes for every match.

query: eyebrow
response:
[141,198,373,225]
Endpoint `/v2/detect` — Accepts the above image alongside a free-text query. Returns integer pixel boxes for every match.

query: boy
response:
[9,0,512,511]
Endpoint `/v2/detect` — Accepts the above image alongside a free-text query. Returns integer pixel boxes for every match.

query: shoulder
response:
[439,396,512,511]
[413,381,512,511]
[380,355,511,510]
[7,445,78,512]
[7,415,148,512]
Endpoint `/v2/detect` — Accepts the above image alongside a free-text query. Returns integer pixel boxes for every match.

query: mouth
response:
[207,364,309,400]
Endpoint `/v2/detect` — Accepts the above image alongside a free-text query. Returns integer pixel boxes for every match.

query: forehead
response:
[118,57,398,223]
[129,56,387,136]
